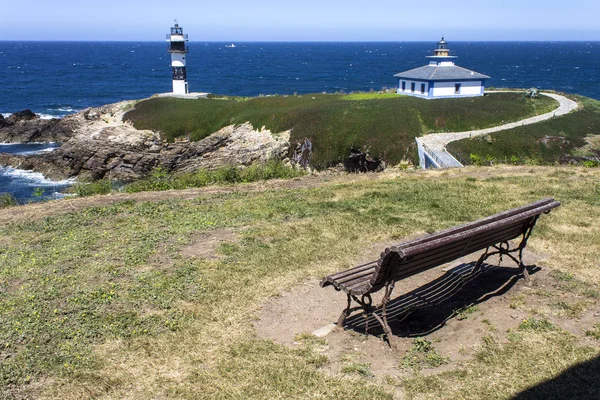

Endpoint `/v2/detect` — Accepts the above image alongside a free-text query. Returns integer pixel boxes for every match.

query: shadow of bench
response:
[343,262,541,339]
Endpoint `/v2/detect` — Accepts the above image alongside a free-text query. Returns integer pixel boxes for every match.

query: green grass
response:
[125,92,557,169]
[448,95,600,166]
[1,166,600,398]
[403,328,598,400]
[72,179,114,197]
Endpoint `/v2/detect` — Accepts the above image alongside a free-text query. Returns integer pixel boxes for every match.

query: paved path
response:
[417,92,579,167]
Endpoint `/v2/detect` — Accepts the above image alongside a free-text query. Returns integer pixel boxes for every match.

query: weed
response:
[455,304,479,320]
[294,333,326,347]
[552,301,588,318]
[519,317,556,332]
[585,324,600,340]
[401,338,449,370]
[341,362,374,377]
[475,335,502,364]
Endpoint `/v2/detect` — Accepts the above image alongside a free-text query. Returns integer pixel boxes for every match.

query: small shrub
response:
[469,153,495,166]
[73,179,113,197]
[470,153,482,165]
[125,161,304,193]
[0,193,18,208]
[32,187,45,198]
[583,160,599,168]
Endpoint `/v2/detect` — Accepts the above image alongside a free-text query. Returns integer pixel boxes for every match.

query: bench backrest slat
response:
[366,200,559,292]
[393,198,555,251]
[398,201,558,258]
[320,199,560,296]
[388,220,531,283]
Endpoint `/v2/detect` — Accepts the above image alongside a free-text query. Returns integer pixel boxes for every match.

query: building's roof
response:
[394,65,490,81]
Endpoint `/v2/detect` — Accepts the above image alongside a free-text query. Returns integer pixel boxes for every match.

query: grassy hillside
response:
[448,95,600,166]
[125,92,556,169]
[1,166,599,399]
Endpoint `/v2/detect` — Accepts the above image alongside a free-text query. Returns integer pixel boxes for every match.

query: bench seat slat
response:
[325,261,378,282]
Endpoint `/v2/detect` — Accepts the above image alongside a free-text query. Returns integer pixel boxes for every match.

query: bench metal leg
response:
[473,246,491,274]
[335,284,399,350]
[336,294,352,328]
[518,247,531,283]
[473,216,540,283]
[373,282,398,350]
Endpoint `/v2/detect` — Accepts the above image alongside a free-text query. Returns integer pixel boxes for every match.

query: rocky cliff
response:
[0,101,291,181]
[0,110,77,143]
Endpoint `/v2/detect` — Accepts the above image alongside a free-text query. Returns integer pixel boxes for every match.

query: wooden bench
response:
[320,198,560,347]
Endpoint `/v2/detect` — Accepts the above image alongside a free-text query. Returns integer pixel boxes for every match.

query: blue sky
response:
[1,0,599,41]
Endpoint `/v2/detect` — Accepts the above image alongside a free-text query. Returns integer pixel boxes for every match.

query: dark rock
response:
[6,109,38,124]
[292,138,313,168]
[344,149,385,172]
[0,114,10,128]
[0,113,75,143]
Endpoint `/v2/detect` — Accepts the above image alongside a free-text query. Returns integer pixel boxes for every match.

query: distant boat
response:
[225,44,236,48]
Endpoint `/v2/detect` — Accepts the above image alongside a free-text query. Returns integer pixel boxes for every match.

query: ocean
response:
[0,143,72,202]
[1,41,599,202]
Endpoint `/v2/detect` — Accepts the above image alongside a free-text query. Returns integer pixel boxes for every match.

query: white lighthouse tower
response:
[167,20,189,94]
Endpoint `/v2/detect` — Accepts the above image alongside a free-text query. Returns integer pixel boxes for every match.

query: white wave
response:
[15,147,59,156]
[0,142,58,146]
[0,166,75,186]
[38,113,58,120]
[1,112,58,120]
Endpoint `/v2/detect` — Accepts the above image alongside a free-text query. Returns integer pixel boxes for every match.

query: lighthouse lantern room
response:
[167,20,190,95]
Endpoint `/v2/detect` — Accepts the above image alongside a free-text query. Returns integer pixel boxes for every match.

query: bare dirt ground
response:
[255,248,600,379]
[180,228,241,260]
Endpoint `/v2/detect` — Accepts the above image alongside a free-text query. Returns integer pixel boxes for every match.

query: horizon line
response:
[2,39,600,43]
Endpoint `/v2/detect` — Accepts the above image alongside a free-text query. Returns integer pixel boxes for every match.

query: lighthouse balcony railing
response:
[166,34,188,40]
[167,45,190,54]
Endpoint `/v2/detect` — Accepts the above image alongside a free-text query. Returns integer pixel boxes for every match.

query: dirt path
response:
[0,172,385,225]
[418,92,580,167]
[0,165,571,225]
